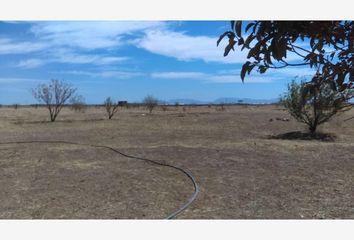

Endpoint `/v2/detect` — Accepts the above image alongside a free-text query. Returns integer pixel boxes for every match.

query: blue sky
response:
[0,21,317,104]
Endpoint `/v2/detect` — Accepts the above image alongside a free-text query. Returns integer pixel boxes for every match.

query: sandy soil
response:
[0,104,353,219]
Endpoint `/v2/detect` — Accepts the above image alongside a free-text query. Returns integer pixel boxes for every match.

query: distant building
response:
[118,101,128,106]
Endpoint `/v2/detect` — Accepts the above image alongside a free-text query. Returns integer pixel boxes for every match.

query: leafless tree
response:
[32,79,76,122]
[143,95,159,114]
[160,101,168,112]
[104,97,119,119]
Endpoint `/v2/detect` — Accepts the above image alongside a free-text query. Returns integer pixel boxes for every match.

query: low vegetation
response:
[281,75,353,134]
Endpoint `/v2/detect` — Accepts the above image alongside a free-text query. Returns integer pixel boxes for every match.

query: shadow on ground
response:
[268,131,336,142]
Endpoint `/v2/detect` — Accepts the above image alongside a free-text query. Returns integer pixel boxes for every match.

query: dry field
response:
[0,104,353,219]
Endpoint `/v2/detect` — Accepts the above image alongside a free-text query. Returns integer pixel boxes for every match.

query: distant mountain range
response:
[166,97,280,105]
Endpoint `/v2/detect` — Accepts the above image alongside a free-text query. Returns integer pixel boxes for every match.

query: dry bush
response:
[143,95,159,114]
[104,97,119,119]
[216,103,225,111]
[70,95,87,113]
[161,105,168,112]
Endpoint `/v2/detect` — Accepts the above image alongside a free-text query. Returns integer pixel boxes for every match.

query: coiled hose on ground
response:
[0,140,199,219]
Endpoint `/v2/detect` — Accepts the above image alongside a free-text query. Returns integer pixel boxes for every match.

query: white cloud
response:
[151,71,274,83]
[0,38,47,55]
[57,70,143,79]
[151,71,206,79]
[150,65,317,83]
[30,21,166,50]
[218,65,317,79]
[4,21,165,68]
[47,48,127,65]
[0,77,44,84]
[16,49,128,69]
[267,67,317,78]
[208,75,274,83]
[17,58,45,69]
[136,28,309,64]
[138,30,248,64]
[2,21,310,69]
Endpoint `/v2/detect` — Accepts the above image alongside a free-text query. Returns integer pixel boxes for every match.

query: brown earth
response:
[0,104,353,219]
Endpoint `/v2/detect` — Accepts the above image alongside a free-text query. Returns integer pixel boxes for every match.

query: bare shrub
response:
[32,79,76,122]
[70,95,86,113]
[281,75,353,134]
[104,97,119,119]
[143,95,158,114]
[216,103,225,111]
[161,106,168,112]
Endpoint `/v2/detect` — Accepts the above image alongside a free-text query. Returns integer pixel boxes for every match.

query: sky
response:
[0,21,317,104]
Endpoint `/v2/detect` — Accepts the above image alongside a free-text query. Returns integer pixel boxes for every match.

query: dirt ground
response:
[0,104,353,219]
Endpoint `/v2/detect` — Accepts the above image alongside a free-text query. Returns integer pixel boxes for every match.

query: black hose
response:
[0,140,199,219]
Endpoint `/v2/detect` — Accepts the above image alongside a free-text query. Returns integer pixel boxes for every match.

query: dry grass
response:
[0,105,353,219]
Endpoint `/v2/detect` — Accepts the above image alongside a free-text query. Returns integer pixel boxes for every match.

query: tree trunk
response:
[309,124,317,134]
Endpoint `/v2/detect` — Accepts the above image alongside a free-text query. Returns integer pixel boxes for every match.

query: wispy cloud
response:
[30,21,166,50]
[138,30,248,64]
[0,77,44,84]
[15,49,128,69]
[46,48,128,65]
[266,67,317,79]
[218,65,317,79]
[151,71,206,79]
[56,70,143,79]
[17,58,45,69]
[150,64,316,83]
[137,28,307,64]
[208,75,274,83]
[0,38,48,55]
[151,71,274,83]
[6,21,166,68]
